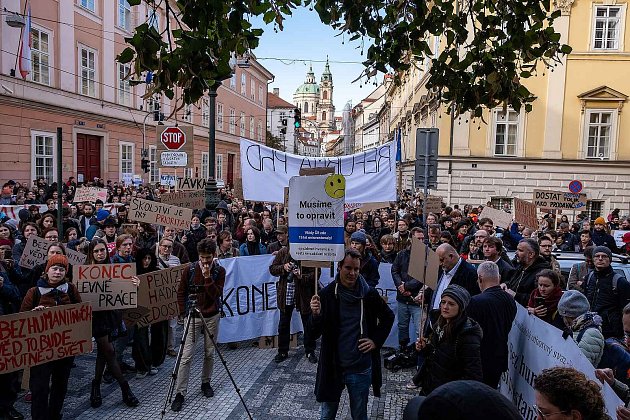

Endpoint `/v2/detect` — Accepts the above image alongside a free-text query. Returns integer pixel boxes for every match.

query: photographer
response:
[269,245,318,363]
[171,238,226,412]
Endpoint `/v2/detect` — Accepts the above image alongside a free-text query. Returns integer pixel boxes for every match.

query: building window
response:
[323,91,328,100]
[117,0,132,31]
[230,74,236,89]
[250,117,255,138]
[240,112,246,136]
[182,104,192,122]
[229,109,235,134]
[586,200,604,220]
[241,73,247,95]
[201,152,209,179]
[259,85,263,104]
[149,146,158,183]
[592,6,623,50]
[216,154,223,180]
[117,63,131,105]
[217,103,224,130]
[251,81,256,100]
[201,98,209,127]
[304,102,309,113]
[257,121,262,142]
[493,109,519,156]
[80,0,95,12]
[490,197,513,211]
[32,132,55,183]
[322,111,327,121]
[585,110,614,159]
[79,46,97,97]
[120,142,134,178]
[31,28,50,85]
[147,8,159,31]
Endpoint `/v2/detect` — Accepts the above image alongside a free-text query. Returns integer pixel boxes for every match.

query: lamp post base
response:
[205,178,222,211]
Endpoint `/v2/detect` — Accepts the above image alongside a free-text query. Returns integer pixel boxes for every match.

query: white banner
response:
[500,305,622,416]
[240,138,397,204]
[216,255,302,343]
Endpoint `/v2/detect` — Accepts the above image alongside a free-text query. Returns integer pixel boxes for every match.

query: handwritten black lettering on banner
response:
[128,197,192,229]
[19,237,87,269]
[0,303,93,374]
[74,264,137,311]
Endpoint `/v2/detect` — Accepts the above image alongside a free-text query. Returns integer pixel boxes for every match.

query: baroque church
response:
[293,59,336,139]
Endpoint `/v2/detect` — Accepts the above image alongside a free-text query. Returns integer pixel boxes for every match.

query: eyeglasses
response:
[533,405,568,418]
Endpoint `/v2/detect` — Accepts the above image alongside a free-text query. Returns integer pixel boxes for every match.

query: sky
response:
[252,8,381,114]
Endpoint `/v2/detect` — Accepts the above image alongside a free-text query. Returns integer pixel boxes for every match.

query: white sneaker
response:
[136,371,148,379]
[149,367,159,375]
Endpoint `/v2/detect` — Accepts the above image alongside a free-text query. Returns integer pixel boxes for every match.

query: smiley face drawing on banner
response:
[324,174,346,199]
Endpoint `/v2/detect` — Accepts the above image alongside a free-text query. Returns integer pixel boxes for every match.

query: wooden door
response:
[77,134,101,182]
[227,153,235,188]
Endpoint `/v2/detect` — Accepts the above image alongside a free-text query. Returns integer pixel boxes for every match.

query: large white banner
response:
[240,138,397,204]
[216,255,302,343]
[500,305,622,417]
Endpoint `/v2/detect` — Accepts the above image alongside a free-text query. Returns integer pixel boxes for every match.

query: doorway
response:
[77,134,101,182]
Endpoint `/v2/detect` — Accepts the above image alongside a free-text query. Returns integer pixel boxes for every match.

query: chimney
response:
[273,88,280,96]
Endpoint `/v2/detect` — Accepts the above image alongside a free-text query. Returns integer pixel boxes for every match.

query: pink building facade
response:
[0,0,272,186]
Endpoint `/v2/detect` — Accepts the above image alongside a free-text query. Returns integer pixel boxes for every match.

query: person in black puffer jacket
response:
[413,284,483,395]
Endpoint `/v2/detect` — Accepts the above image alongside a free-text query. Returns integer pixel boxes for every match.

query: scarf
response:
[572,312,603,333]
[528,287,564,320]
[36,278,69,305]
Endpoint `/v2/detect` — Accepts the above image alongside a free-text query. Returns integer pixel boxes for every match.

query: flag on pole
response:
[395,128,402,162]
[18,4,32,80]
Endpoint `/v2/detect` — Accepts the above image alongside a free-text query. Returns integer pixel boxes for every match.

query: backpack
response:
[586,271,626,296]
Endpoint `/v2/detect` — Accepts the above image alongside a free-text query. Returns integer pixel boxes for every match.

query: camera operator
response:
[269,244,318,364]
[171,238,226,412]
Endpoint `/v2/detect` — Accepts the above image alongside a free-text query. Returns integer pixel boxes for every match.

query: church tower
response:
[319,58,335,130]
[293,64,320,118]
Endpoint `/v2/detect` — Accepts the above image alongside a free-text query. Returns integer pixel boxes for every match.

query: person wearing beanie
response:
[413,284,483,394]
[86,209,111,241]
[592,216,619,253]
[20,254,81,420]
[585,246,630,338]
[349,230,380,287]
[558,290,604,368]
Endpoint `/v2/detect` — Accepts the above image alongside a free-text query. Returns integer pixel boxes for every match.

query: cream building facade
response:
[387,0,630,219]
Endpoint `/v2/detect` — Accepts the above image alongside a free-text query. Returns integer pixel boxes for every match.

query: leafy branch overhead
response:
[119,0,572,117]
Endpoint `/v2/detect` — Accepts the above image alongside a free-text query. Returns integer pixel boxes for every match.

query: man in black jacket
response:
[482,236,515,283]
[428,244,480,310]
[503,238,550,307]
[467,261,517,388]
[308,249,394,420]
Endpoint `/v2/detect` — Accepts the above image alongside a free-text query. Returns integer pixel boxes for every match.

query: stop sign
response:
[161,127,186,151]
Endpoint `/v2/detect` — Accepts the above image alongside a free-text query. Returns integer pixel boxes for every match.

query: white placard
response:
[161,151,188,167]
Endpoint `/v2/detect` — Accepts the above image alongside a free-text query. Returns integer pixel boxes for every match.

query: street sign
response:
[161,126,186,151]
[568,180,583,194]
[160,151,188,167]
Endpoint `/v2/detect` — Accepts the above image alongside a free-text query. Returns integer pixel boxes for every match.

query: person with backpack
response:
[585,246,630,339]
[20,255,83,420]
[558,290,605,368]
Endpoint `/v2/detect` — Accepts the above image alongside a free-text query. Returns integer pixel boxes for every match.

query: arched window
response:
[323,91,328,100]
[322,111,327,121]
[304,102,309,113]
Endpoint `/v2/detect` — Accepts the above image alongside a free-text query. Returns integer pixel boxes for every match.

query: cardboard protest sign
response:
[514,198,538,230]
[160,190,205,210]
[424,196,443,214]
[176,177,207,191]
[478,206,513,229]
[0,302,93,374]
[128,197,192,230]
[533,189,587,210]
[408,238,426,283]
[73,187,108,203]
[424,248,440,291]
[19,237,87,269]
[74,263,138,311]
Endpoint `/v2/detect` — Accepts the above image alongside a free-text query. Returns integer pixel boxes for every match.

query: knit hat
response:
[96,209,110,222]
[593,245,612,259]
[350,231,367,246]
[0,239,12,247]
[557,290,590,318]
[594,217,606,225]
[45,254,69,273]
[18,208,30,222]
[441,284,471,310]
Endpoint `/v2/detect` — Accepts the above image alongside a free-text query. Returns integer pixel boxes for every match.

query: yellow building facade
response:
[390,0,630,218]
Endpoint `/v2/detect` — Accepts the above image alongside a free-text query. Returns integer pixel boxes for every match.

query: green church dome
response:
[295,83,320,95]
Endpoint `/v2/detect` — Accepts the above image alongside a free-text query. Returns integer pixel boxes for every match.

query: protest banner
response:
[160,190,205,210]
[424,196,443,214]
[533,189,588,210]
[612,230,629,248]
[288,174,345,262]
[514,198,538,230]
[74,263,138,311]
[72,187,108,203]
[0,302,93,374]
[479,206,513,229]
[19,236,87,269]
[499,305,621,417]
[176,177,207,191]
[128,197,192,229]
[240,138,397,204]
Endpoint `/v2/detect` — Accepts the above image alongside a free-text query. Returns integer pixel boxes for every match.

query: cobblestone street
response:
[14,330,417,420]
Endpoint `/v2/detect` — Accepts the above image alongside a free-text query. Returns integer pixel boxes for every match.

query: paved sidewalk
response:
[14,332,418,419]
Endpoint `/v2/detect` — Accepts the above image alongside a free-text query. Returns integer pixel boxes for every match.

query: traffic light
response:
[141,158,150,173]
[293,108,301,129]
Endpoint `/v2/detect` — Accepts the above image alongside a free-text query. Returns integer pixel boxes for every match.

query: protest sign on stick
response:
[0,302,93,374]
[72,187,108,203]
[74,263,138,311]
[514,198,538,230]
[533,189,587,210]
[408,238,426,283]
[478,206,513,229]
[19,237,86,269]
[160,190,205,210]
[128,197,192,229]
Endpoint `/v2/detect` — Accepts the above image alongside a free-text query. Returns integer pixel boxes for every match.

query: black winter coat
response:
[591,230,619,253]
[419,310,483,394]
[585,266,630,338]
[505,256,551,307]
[391,249,426,304]
[429,259,480,308]
[307,276,395,402]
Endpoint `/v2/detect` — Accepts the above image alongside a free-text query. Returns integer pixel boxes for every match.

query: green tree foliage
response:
[119,0,571,117]
[266,130,285,151]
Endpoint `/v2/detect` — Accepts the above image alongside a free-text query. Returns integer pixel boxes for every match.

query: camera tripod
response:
[161,305,253,420]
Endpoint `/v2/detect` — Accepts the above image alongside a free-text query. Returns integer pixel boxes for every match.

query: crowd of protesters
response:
[2,177,630,419]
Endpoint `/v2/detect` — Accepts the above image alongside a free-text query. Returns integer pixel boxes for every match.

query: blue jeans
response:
[398,302,421,347]
[321,367,372,420]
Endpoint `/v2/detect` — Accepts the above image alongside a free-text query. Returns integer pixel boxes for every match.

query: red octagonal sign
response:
[161,126,186,151]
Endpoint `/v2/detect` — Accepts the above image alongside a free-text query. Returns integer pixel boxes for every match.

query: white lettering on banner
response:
[499,305,621,417]
[240,138,397,204]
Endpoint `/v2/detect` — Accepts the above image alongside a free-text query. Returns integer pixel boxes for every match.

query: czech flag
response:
[18,4,32,80]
